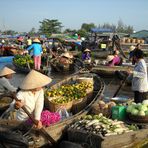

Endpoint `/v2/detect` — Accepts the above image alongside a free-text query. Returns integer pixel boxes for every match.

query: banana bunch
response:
[13,55,34,67]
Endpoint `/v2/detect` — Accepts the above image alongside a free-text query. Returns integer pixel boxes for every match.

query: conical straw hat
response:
[0,67,16,77]
[130,45,135,51]
[61,52,73,58]
[33,38,40,43]
[106,55,114,62]
[84,49,91,52]
[20,70,52,90]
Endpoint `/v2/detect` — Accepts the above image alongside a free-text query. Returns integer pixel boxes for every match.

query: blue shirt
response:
[27,43,42,56]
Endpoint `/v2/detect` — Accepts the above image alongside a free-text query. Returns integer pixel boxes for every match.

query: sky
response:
[0,0,148,32]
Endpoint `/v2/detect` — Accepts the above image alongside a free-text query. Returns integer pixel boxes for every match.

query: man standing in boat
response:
[128,50,148,103]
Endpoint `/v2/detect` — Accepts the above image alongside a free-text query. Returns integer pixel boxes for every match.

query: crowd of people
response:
[0,35,148,131]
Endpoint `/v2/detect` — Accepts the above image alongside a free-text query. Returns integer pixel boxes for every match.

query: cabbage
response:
[138,111,145,116]
[138,105,147,112]
[142,100,148,106]
[126,105,134,113]
[131,109,139,116]
[145,110,148,116]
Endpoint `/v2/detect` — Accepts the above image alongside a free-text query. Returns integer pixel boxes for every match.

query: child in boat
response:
[26,38,43,70]
[106,50,122,66]
[0,67,17,95]
[15,70,52,129]
[82,48,91,63]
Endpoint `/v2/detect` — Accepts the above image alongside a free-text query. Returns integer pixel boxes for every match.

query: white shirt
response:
[132,59,148,92]
[0,77,17,94]
[16,89,44,121]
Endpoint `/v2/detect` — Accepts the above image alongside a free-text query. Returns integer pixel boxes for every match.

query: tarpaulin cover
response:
[91,28,113,33]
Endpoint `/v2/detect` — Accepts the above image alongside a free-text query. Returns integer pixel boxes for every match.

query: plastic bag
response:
[56,107,70,120]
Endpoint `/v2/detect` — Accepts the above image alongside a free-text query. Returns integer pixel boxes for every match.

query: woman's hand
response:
[34,120,42,129]
[15,100,24,109]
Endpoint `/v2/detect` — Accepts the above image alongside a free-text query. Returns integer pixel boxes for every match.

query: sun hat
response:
[106,55,114,62]
[20,70,52,90]
[33,38,41,43]
[0,67,16,77]
[129,45,135,51]
[84,49,91,52]
[61,52,73,59]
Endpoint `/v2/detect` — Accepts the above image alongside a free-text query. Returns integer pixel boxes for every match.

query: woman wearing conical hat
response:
[26,38,43,70]
[82,48,91,64]
[0,67,17,95]
[15,70,52,129]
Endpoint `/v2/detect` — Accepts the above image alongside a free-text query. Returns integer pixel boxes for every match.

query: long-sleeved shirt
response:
[108,56,121,66]
[82,53,91,60]
[132,59,148,92]
[16,89,44,121]
[27,43,42,56]
[0,77,17,94]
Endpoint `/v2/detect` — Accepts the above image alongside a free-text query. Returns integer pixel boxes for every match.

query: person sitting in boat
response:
[106,50,122,66]
[82,48,91,64]
[59,52,73,65]
[0,67,17,95]
[26,38,43,70]
[14,70,52,129]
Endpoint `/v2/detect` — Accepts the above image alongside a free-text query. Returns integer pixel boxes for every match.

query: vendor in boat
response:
[59,52,73,65]
[26,38,43,70]
[14,70,52,129]
[106,50,122,66]
[129,43,142,65]
[128,50,148,103]
[0,67,17,95]
[82,48,91,63]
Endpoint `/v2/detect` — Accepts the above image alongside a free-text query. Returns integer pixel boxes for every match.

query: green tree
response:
[77,29,88,37]
[3,30,17,35]
[28,27,36,36]
[81,23,96,32]
[39,19,63,38]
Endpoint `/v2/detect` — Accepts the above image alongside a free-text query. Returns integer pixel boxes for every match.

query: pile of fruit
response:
[51,96,72,104]
[92,100,116,117]
[13,55,34,68]
[69,113,138,137]
[126,100,148,116]
[46,82,93,103]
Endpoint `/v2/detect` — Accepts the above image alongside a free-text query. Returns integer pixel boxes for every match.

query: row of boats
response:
[0,69,148,147]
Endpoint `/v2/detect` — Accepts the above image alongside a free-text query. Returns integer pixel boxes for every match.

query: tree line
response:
[0,19,134,38]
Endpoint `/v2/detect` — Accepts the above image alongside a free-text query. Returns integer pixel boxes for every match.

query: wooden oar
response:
[112,74,129,98]
[11,93,56,146]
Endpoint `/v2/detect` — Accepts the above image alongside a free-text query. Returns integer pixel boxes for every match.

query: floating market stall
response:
[0,71,105,147]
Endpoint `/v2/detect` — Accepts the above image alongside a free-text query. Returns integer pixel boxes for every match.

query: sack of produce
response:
[92,100,116,117]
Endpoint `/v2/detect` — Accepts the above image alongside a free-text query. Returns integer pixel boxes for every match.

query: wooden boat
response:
[0,71,105,147]
[13,62,31,73]
[91,65,133,77]
[66,127,148,148]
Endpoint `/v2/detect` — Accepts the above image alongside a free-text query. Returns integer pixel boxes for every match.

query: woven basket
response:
[92,106,111,118]
[72,97,87,113]
[45,97,73,112]
[76,77,94,85]
[127,113,148,123]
